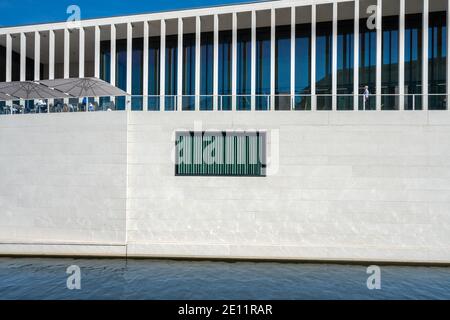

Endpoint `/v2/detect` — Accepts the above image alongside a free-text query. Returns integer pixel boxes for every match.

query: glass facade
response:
[148,36,160,110]
[359,17,377,110]
[219,30,232,110]
[165,35,178,111]
[382,16,399,110]
[316,21,333,110]
[275,25,291,110]
[2,7,450,113]
[237,29,251,110]
[256,27,271,110]
[183,33,196,111]
[405,13,422,110]
[429,11,447,110]
[337,20,354,110]
[201,32,214,110]
[295,23,311,110]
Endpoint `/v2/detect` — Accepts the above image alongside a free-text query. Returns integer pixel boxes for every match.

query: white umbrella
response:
[40,78,128,98]
[0,81,71,100]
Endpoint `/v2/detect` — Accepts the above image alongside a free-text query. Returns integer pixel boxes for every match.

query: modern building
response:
[1,0,449,111]
[0,0,450,264]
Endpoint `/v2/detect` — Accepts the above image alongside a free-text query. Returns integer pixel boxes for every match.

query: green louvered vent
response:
[175,132,267,177]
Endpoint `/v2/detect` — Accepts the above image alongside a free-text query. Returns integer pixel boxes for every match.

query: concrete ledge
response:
[0,243,127,258]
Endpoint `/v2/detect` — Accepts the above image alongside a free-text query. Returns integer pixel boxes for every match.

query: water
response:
[0,257,449,300]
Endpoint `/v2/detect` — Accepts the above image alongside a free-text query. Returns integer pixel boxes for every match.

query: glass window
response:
[295,23,311,110]
[219,30,232,110]
[256,27,271,110]
[405,13,422,110]
[201,32,214,110]
[132,38,143,111]
[183,33,196,111]
[237,29,251,111]
[337,20,354,110]
[165,35,178,111]
[382,16,399,110]
[429,11,447,110]
[148,36,160,111]
[116,39,127,110]
[275,25,291,110]
[359,18,376,110]
[316,21,333,110]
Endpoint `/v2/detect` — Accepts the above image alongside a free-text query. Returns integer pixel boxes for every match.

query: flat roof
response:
[0,0,277,29]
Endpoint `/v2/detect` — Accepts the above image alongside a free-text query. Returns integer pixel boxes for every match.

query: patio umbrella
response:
[40,78,128,98]
[0,81,71,100]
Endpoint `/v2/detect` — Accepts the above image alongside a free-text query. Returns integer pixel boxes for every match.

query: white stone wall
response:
[1,111,450,263]
[126,112,450,264]
[0,113,127,257]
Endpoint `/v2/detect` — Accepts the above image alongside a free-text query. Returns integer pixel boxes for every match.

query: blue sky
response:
[0,0,262,27]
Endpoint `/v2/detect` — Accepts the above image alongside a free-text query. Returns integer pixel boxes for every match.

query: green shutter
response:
[176,132,265,177]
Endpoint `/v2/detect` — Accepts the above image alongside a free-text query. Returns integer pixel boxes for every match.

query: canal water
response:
[0,257,448,300]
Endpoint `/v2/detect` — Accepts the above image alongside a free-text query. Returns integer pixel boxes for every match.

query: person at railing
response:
[63,104,69,113]
[363,86,370,109]
[88,102,95,112]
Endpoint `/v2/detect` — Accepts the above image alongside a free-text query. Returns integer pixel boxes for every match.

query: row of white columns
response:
[3,0,450,111]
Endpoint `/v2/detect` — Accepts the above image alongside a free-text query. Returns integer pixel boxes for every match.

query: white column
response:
[49,30,55,80]
[160,20,166,111]
[20,33,26,81]
[5,34,11,82]
[213,14,219,111]
[311,5,317,111]
[251,10,257,111]
[291,7,296,111]
[423,0,429,110]
[94,26,100,79]
[376,0,382,110]
[94,26,100,104]
[332,2,338,111]
[110,24,116,103]
[143,22,149,111]
[232,12,237,111]
[5,34,11,108]
[79,28,85,78]
[48,30,55,112]
[399,0,405,111]
[270,8,276,111]
[354,0,359,111]
[126,23,133,111]
[34,32,41,81]
[177,18,183,112]
[64,29,70,79]
[195,16,201,111]
[448,0,450,110]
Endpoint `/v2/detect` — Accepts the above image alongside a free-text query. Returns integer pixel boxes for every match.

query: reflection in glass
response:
[201,32,214,110]
[148,36,160,111]
[237,29,251,111]
[359,17,376,110]
[429,11,447,110]
[382,16,399,110]
[295,23,311,110]
[337,20,354,110]
[183,33,196,111]
[275,25,291,110]
[256,27,270,110]
[219,30,232,110]
[405,13,422,110]
[316,21,333,110]
[165,35,178,111]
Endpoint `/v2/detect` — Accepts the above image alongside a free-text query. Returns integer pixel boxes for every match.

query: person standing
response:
[363,86,370,109]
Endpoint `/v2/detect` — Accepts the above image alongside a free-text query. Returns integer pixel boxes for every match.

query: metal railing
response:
[0,94,449,115]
